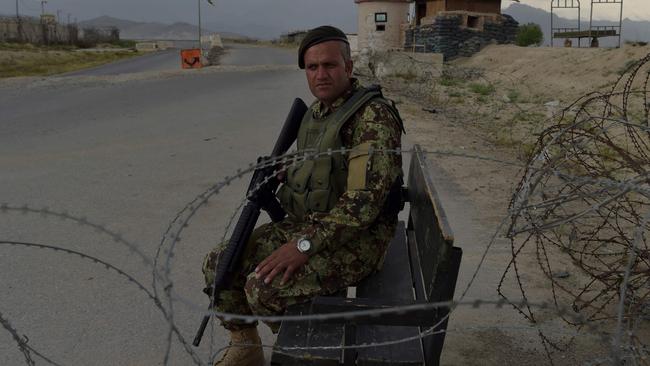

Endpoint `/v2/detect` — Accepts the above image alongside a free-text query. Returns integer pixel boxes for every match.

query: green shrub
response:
[439,77,460,86]
[469,83,495,95]
[617,59,639,75]
[507,89,520,103]
[516,23,544,47]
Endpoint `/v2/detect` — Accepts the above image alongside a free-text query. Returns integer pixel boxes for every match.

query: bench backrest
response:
[407,145,455,301]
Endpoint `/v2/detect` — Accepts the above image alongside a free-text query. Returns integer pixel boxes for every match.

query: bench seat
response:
[271,145,462,366]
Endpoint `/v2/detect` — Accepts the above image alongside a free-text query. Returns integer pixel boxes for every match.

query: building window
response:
[376,24,386,31]
[375,12,387,23]
[417,3,426,25]
[467,16,480,29]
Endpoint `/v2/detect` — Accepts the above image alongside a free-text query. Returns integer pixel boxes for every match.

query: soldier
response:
[202,25,404,366]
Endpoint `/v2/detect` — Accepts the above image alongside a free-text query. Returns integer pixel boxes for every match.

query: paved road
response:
[63,43,296,77]
[0,46,310,366]
[63,48,182,77]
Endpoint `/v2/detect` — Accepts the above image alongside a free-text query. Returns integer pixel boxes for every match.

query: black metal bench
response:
[271,144,462,366]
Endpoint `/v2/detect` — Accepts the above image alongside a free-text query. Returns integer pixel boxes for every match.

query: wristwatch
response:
[296,237,312,254]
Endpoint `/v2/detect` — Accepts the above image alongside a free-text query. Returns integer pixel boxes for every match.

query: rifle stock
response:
[193,98,307,347]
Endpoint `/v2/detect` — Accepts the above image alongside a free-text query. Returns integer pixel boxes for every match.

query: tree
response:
[516,23,543,47]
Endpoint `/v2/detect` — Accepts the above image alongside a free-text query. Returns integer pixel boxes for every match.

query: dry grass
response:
[0,42,141,78]
[390,44,650,161]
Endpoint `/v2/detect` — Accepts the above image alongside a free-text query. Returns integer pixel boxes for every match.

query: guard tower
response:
[589,0,623,48]
[551,0,624,48]
[355,0,412,51]
[550,0,581,47]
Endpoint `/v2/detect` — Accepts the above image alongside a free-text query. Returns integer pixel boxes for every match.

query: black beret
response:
[298,25,349,69]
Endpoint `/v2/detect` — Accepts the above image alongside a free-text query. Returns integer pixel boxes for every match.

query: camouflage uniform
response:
[202,79,403,331]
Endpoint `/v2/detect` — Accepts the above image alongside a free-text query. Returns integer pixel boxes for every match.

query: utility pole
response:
[41,1,47,16]
[197,0,215,57]
[57,9,62,23]
[68,13,71,25]
[198,0,203,54]
[15,0,22,42]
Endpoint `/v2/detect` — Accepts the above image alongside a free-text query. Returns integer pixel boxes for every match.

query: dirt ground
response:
[455,43,650,101]
[369,43,650,365]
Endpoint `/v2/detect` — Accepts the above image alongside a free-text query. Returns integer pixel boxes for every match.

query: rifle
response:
[193,98,308,347]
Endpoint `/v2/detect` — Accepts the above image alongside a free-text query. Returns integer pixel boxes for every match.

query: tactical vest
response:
[277,86,404,220]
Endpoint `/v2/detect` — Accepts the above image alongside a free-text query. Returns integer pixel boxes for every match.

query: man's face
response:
[303,41,353,107]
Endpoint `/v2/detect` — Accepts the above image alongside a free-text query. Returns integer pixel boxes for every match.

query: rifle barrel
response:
[192,98,307,347]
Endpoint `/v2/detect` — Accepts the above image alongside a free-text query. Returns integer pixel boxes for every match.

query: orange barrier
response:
[181,49,203,69]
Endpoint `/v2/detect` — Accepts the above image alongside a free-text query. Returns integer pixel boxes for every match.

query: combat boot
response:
[214,327,264,366]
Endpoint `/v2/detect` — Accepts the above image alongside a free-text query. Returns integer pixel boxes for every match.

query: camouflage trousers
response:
[202,219,384,332]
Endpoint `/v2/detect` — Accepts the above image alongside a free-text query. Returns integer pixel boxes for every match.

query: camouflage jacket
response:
[293,79,403,259]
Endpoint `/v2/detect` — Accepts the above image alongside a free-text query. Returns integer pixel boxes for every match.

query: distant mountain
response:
[201,0,357,40]
[78,16,247,40]
[204,21,288,40]
[503,3,650,47]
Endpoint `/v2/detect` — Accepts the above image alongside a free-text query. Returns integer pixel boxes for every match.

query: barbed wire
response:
[500,51,650,365]
[0,309,35,366]
[180,50,647,362]
[0,204,153,266]
[168,138,645,362]
[0,233,626,360]
[1,147,522,366]
[2,53,650,365]
[2,142,647,365]
[0,232,604,362]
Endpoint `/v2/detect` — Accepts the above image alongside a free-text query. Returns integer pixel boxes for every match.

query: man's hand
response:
[255,240,309,285]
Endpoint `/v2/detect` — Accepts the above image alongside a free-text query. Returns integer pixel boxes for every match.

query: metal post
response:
[589,0,594,45]
[618,0,623,48]
[550,1,554,47]
[578,4,581,47]
[198,0,203,55]
[15,0,22,42]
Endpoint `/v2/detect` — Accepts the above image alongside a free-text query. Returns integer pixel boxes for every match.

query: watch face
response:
[298,239,311,253]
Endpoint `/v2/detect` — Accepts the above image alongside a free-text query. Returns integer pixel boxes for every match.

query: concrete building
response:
[355,0,412,51]
[355,0,516,59]
[414,0,502,29]
[406,0,517,60]
[280,30,308,44]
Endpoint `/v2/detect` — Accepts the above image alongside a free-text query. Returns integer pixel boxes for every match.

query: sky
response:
[1,0,648,30]
[518,0,650,21]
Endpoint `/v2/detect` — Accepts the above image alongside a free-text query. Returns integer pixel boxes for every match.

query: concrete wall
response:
[203,34,223,49]
[135,42,159,51]
[355,49,443,82]
[357,1,411,51]
[0,17,78,44]
[405,12,518,60]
